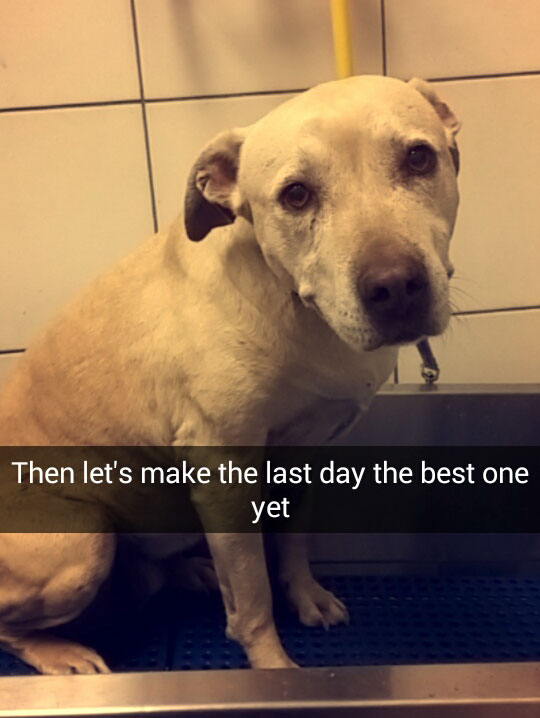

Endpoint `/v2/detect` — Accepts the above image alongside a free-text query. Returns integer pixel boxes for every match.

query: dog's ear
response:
[408,78,461,173]
[184,127,250,241]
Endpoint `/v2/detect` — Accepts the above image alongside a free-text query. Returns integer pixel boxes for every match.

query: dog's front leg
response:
[204,532,296,668]
[277,533,348,629]
[183,446,295,669]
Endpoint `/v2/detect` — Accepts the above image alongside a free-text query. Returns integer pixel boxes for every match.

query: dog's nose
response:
[358,256,429,324]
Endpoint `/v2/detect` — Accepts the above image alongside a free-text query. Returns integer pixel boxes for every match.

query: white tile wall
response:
[0,105,154,348]
[0,353,21,387]
[385,0,540,79]
[398,310,540,383]
[0,0,538,385]
[135,0,382,98]
[433,77,540,313]
[147,94,296,227]
[0,0,140,108]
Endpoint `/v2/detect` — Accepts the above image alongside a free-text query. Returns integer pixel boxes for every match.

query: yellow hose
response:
[330,0,354,79]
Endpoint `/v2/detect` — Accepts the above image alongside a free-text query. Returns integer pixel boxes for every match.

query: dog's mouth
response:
[297,284,447,354]
[386,327,428,346]
[364,328,426,352]
[297,291,326,321]
[380,310,432,344]
[365,308,447,351]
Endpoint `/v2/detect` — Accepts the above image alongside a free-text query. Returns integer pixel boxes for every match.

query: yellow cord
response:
[330,0,354,79]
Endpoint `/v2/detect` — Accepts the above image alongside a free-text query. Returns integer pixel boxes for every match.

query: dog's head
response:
[184,75,460,352]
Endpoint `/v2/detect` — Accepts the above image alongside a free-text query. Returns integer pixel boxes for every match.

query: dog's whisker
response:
[450,284,476,303]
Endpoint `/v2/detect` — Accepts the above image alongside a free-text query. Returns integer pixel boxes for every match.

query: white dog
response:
[0,75,460,674]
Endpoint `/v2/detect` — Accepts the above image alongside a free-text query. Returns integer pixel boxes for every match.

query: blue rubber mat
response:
[1,574,540,674]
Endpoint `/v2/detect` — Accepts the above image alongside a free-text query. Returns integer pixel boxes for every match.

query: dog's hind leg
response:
[0,531,115,674]
[0,632,111,675]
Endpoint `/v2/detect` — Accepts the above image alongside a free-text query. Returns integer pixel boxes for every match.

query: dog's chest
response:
[267,396,366,446]
[266,346,395,446]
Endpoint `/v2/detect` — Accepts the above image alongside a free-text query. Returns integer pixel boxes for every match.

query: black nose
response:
[358,256,429,325]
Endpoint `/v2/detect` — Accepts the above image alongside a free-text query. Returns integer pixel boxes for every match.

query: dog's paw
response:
[287,579,349,630]
[172,555,218,594]
[17,635,110,675]
[251,655,299,669]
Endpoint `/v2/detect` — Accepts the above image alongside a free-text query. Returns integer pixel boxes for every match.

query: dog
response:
[0,75,460,674]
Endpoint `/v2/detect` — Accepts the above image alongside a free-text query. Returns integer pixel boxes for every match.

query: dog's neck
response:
[218,219,336,342]
[219,220,396,396]
[172,214,303,331]
[168,214,396,407]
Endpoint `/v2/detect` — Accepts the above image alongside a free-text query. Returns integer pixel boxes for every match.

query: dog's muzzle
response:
[357,248,432,345]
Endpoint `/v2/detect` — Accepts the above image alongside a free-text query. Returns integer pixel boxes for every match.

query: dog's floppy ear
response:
[184,127,249,241]
[408,78,461,174]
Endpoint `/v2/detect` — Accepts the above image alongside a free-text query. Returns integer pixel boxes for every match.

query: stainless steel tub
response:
[1,384,539,717]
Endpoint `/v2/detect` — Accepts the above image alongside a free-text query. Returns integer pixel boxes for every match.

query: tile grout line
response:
[144,88,306,103]
[380,0,387,76]
[2,71,540,116]
[0,88,306,115]
[430,69,540,83]
[130,0,159,234]
[453,304,540,317]
[0,99,141,114]
[1,306,539,356]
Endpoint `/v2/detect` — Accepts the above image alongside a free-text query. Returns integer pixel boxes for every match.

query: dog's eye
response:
[406,144,436,175]
[280,183,311,209]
